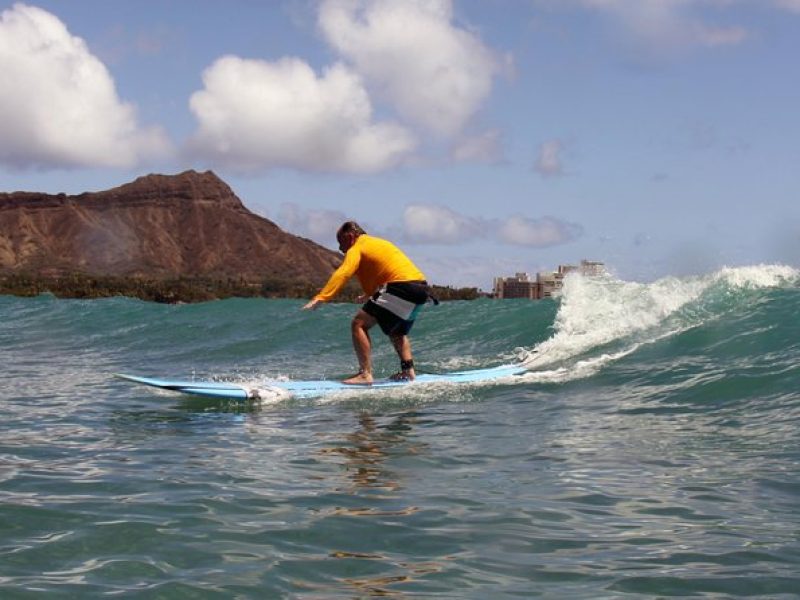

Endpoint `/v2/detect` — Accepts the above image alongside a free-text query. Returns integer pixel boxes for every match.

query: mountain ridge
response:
[0,170,341,285]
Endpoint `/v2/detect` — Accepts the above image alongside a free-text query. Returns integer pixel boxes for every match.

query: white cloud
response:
[0,3,171,169]
[451,128,505,163]
[187,55,415,173]
[276,203,348,246]
[415,255,542,290]
[402,203,484,244]
[499,215,583,247]
[543,0,751,51]
[694,23,748,47]
[318,0,499,136]
[400,203,582,248]
[774,0,800,13]
[534,139,565,177]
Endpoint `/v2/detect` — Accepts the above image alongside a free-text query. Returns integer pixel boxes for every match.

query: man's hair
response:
[337,221,366,238]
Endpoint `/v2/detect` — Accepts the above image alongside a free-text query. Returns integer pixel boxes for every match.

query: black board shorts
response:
[363,281,431,336]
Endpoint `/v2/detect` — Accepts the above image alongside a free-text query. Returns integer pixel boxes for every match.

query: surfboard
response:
[116,364,526,401]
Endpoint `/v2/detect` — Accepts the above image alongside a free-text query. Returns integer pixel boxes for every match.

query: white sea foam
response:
[517,264,799,383]
[713,263,798,289]
[246,264,799,399]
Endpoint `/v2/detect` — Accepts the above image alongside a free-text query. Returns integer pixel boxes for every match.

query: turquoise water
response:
[2,265,799,598]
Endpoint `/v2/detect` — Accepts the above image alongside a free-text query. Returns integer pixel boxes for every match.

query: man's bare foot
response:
[342,372,373,385]
[389,369,415,382]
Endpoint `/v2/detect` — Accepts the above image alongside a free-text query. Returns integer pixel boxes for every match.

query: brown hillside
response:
[0,170,341,284]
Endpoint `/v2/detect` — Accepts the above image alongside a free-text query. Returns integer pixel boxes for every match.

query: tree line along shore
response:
[0,273,482,304]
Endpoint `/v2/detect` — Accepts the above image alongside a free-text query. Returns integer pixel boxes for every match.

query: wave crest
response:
[518,264,798,381]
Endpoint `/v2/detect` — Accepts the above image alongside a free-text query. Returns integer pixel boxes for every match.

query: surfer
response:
[303,221,435,385]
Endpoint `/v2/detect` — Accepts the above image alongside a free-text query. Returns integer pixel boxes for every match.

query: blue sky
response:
[1,0,798,289]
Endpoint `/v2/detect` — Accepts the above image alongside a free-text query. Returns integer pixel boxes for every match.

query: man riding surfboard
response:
[303,221,435,385]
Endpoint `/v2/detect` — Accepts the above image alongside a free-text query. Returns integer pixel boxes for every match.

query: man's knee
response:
[351,316,363,332]
[352,310,375,331]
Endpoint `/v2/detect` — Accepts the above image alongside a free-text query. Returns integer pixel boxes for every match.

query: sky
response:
[1,0,799,290]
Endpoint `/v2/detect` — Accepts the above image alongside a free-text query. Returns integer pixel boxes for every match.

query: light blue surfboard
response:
[116,364,526,401]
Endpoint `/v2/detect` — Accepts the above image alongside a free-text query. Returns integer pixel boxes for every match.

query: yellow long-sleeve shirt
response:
[314,234,425,302]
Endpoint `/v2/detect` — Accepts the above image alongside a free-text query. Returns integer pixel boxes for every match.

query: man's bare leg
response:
[343,310,377,385]
[389,333,415,381]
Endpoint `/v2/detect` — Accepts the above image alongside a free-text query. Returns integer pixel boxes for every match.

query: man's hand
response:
[302,299,321,311]
[355,294,369,303]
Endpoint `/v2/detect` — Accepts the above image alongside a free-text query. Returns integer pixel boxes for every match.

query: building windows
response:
[493,260,605,299]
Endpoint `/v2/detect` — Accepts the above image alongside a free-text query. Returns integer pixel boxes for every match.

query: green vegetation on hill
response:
[0,273,483,303]
[429,285,481,301]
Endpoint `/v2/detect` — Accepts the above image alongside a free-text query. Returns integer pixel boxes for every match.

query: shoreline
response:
[0,273,482,304]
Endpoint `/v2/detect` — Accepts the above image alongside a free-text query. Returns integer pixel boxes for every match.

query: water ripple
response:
[2,290,800,596]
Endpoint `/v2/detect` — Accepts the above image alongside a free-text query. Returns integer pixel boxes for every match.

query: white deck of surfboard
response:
[116,364,527,400]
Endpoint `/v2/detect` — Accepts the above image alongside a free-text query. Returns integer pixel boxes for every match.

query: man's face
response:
[337,231,354,254]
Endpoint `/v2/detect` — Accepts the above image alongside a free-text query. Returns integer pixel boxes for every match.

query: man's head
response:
[336,221,366,253]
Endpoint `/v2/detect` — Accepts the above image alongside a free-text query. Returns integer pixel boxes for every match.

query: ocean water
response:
[1,264,799,598]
